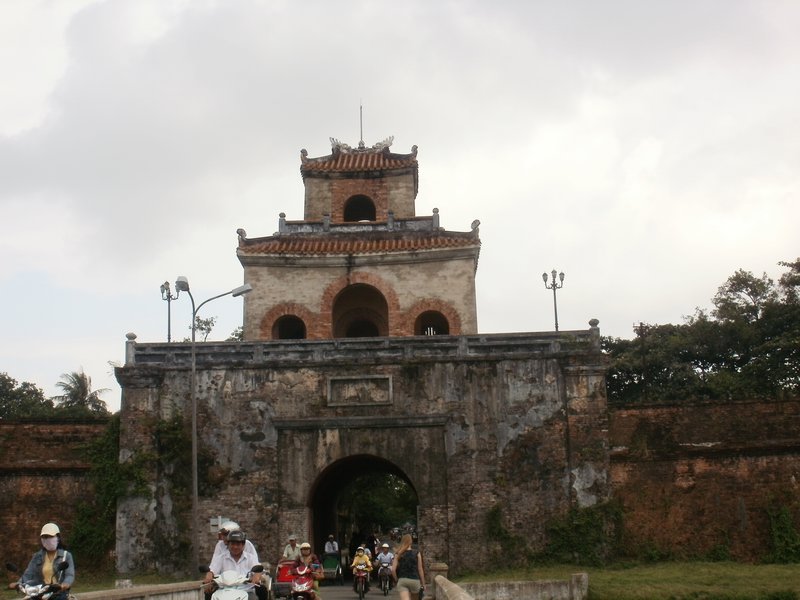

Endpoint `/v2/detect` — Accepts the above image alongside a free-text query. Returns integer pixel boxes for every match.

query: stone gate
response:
[114,325,608,575]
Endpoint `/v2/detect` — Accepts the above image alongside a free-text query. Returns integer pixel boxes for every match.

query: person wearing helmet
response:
[206,530,264,600]
[295,542,323,596]
[374,542,395,590]
[211,520,259,565]
[10,523,75,600]
[349,546,372,592]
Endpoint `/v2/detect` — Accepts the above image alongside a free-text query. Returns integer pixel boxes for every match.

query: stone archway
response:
[308,455,418,561]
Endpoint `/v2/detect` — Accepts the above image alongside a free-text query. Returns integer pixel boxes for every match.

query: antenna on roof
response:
[358,102,365,149]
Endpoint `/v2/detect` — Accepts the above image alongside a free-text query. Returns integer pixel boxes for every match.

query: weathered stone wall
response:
[0,420,108,568]
[115,329,607,575]
[610,399,800,561]
[4,391,799,572]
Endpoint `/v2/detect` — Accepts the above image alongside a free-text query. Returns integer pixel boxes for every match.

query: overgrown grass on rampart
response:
[457,562,800,600]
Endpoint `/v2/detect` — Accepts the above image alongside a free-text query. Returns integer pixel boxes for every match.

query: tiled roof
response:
[238,232,479,256]
[301,149,418,174]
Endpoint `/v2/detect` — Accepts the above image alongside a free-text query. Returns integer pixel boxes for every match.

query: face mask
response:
[42,537,58,552]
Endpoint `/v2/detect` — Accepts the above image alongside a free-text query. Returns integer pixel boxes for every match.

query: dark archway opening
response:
[273,315,307,339]
[308,455,417,569]
[343,195,377,222]
[414,311,450,335]
[332,285,389,338]
[346,319,380,338]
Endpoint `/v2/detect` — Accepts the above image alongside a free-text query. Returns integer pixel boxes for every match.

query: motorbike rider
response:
[9,523,75,600]
[205,530,265,600]
[349,546,372,592]
[211,521,259,564]
[295,542,323,598]
[373,543,394,588]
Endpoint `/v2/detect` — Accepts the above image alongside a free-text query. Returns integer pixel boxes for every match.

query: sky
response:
[1,1,798,413]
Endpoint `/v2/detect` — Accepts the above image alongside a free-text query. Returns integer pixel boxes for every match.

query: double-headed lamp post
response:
[173,276,252,570]
[542,269,565,332]
[160,281,180,342]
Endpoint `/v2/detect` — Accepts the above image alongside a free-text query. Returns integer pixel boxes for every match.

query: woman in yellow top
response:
[12,523,75,600]
[349,546,372,592]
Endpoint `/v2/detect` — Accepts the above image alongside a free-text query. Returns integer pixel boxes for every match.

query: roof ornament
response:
[330,136,394,154]
[330,137,353,154]
[371,136,394,151]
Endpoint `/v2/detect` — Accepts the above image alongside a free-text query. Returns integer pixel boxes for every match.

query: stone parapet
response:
[120,330,600,369]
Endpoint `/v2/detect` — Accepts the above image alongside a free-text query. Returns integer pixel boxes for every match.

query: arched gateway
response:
[114,137,609,576]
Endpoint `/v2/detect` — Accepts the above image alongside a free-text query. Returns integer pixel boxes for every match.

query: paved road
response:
[274,578,398,600]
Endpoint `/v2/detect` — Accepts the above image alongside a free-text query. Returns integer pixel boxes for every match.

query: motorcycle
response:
[6,560,72,600]
[201,564,265,600]
[377,561,392,596]
[290,563,318,600]
[353,563,371,600]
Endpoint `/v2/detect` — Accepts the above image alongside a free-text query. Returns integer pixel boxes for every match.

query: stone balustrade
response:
[435,573,588,600]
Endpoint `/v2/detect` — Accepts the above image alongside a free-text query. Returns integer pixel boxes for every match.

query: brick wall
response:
[0,420,108,568]
[609,399,800,560]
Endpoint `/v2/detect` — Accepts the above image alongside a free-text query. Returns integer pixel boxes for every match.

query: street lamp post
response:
[160,281,180,342]
[542,269,565,332]
[173,276,252,570]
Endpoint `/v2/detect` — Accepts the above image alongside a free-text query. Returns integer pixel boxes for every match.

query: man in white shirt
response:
[282,535,301,561]
[205,531,263,600]
[324,534,339,556]
[211,521,259,564]
[373,543,395,589]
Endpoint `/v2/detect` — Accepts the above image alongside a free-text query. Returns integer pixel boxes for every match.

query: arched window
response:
[343,195,376,222]
[273,315,307,340]
[414,311,450,336]
[332,284,388,338]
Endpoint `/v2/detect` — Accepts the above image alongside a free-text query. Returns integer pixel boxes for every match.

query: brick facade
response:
[0,421,108,568]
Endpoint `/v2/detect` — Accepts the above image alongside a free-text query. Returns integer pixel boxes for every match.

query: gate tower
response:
[115,136,609,577]
[236,137,481,341]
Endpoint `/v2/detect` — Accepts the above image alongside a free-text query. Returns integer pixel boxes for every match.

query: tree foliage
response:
[53,369,110,415]
[0,373,54,419]
[338,473,417,534]
[606,259,800,403]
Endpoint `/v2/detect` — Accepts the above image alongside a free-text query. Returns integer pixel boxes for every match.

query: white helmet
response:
[220,521,240,532]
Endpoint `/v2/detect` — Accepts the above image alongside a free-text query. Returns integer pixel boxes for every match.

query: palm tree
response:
[53,369,109,414]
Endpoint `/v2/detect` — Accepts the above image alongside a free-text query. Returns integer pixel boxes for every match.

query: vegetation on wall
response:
[484,504,530,568]
[70,415,128,570]
[605,259,800,404]
[69,413,203,572]
[540,502,623,566]
[766,505,800,564]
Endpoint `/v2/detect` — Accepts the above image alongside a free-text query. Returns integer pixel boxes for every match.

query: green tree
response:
[0,372,54,418]
[605,259,800,403]
[53,369,109,415]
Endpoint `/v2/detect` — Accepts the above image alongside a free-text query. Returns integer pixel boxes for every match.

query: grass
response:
[456,562,800,600]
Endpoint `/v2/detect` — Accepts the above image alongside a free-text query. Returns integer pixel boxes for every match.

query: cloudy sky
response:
[1,1,798,412]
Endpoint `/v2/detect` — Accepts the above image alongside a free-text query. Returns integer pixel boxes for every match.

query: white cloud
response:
[0,0,798,410]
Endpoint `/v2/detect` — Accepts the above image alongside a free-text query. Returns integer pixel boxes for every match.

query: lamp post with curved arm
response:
[173,276,252,570]
[542,269,565,332]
